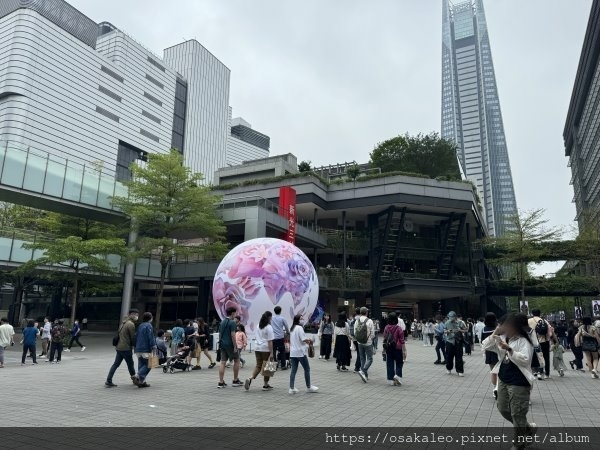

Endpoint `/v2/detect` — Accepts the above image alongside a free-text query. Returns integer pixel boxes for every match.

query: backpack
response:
[535,319,548,337]
[382,328,396,352]
[581,334,598,352]
[355,318,369,344]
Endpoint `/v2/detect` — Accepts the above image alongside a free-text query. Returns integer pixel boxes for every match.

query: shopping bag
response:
[261,360,277,377]
[148,350,160,369]
[308,342,315,358]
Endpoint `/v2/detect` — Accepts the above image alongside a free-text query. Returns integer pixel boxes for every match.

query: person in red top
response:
[383,313,407,386]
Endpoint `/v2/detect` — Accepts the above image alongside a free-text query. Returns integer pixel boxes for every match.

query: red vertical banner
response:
[279,186,297,244]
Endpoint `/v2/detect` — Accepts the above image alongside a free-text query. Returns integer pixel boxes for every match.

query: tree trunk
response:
[155,264,167,330]
[70,278,79,325]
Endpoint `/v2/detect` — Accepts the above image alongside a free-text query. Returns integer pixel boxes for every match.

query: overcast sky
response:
[73,0,592,247]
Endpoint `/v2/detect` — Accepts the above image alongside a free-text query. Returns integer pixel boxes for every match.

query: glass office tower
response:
[441,0,518,236]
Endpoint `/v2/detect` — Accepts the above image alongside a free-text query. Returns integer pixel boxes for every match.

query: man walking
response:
[354,307,374,383]
[528,309,552,380]
[434,316,446,365]
[218,306,242,388]
[48,320,67,363]
[444,311,467,376]
[39,317,51,358]
[473,317,485,345]
[350,309,361,373]
[65,319,85,352]
[0,318,15,368]
[271,306,290,370]
[106,309,138,387]
[132,312,156,388]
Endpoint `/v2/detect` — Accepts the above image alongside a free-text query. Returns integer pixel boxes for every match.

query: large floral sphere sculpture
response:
[212,238,319,335]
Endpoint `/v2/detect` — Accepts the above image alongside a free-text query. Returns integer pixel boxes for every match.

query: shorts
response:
[220,346,239,361]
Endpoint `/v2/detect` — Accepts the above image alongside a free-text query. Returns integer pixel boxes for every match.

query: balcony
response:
[317,268,372,290]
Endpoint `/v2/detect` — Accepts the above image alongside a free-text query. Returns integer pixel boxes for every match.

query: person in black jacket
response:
[568,320,584,371]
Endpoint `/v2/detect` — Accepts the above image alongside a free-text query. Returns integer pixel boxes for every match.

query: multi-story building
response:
[441,0,518,236]
[226,113,270,166]
[0,0,232,183]
[564,0,600,226]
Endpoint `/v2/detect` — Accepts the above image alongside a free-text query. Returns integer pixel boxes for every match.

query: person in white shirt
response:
[39,317,52,358]
[353,307,374,383]
[288,314,319,394]
[473,317,485,345]
[0,318,15,368]
[244,311,275,391]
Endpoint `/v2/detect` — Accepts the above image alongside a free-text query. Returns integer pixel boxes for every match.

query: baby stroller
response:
[162,344,193,373]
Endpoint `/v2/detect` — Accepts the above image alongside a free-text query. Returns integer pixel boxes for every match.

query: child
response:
[235,324,247,368]
[551,337,567,377]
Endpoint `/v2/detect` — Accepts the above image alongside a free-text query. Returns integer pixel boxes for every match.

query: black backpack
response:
[382,329,396,352]
[535,319,548,336]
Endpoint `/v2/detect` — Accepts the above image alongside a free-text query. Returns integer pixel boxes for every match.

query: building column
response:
[342,210,347,269]
[120,228,137,322]
[244,208,267,241]
[196,278,210,318]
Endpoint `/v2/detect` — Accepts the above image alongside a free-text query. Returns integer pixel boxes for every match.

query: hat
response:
[447,311,457,319]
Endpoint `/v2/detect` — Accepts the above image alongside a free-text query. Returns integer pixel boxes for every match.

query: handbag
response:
[112,322,125,347]
[148,349,160,369]
[308,342,315,358]
[261,359,277,377]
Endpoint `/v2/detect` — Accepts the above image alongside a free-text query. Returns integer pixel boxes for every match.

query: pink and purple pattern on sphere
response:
[212,238,319,334]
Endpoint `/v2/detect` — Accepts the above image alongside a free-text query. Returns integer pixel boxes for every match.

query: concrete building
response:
[441,0,518,236]
[564,0,600,226]
[0,0,233,183]
[226,112,270,166]
[214,154,297,186]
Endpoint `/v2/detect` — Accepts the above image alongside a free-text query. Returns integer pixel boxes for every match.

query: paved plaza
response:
[2,333,599,429]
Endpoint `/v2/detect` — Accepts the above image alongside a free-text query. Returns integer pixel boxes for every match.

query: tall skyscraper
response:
[441,0,518,236]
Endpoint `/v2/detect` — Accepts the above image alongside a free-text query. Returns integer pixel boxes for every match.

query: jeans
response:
[137,356,151,382]
[372,335,378,350]
[0,346,4,365]
[22,344,36,363]
[273,338,286,368]
[435,337,446,362]
[536,341,550,376]
[559,336,568,349]
[353,341,361,371]
[49,342,63,362]
[496,380,533,446]
[445,342,464,373]
[68,335,84,349]
[386,349,404,380]
[290,356,311,389]
[107,350,136,382]
[357,343,373,376]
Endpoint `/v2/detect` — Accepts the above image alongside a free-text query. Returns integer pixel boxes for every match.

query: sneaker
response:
[440,361,446,365]
[105,381,117,387]
[192,366,201,371]
[341,367,348,371]
[81,346,86,352]
[64,349,71,352]
[232,379,243,387]
[393,375,402,386]
[358,371,367,383]
[544,374,549,379]
[45,360,52,363]
[458,373,464,377]
[55,361,60,364]
[559,369,564,377]
[536,373,542,380]
[131,376,140,386]
[262,385,273,391]
[493,389,498,400]
[592,369,598,378]
[39,354,46,358]
[387,380,394,385]
[307,385,319,393]
[289,387,299,394]
[569,361,575,370]
[244,378,252,391]
[446,370,451,375]
[137,382,150,388]
[208,362,216,369]
[434,360,441,365]
[32,362,38,365]
[318,355,323,359]
[353,369,359,373]
[217,382,227,389]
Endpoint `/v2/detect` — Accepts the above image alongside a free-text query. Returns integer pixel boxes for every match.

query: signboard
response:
[575,306,583,320]
[278,186,297,244]
[519,300,529,315]
[558,310,566,321]
[593,300,600,317]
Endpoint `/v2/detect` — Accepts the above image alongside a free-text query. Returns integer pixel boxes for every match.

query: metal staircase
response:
[436,213,466,279]
[378,207,406,280]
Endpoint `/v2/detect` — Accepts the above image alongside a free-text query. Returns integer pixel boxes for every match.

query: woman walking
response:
[482,313,536,446]
[170,319,184,357]
[21,320,39,365]
[194,318,216,369]
[383,313,407,386]
[318,314,333,360]
[244,311,275,391]
[333,312,352,371]
[481,312,499,399]
[568,320,585,371]
[289,314,319,394]
[576,317,600,378]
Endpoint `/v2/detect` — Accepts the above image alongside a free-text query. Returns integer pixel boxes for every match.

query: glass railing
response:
[0,227,163,278]
[0,141,126,212]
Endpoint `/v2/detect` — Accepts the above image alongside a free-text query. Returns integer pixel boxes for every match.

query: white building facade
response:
[226,113,270,166]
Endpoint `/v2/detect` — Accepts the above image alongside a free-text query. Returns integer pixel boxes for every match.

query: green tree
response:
[113,149,227,327]
[486,209,562,301]
[346,164,361,180]
[369,132,461,180]
[0,202,46,230]
[298,160,312,172]
[21,214,126,324]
